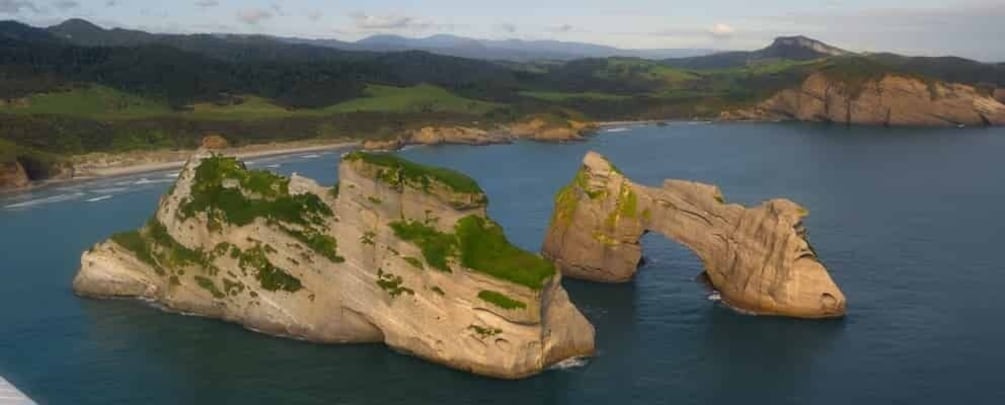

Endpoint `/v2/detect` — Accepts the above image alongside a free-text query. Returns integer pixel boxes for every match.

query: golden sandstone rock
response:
[724,73,1005,126]
[74,151,593,379]
[542,151,847,319]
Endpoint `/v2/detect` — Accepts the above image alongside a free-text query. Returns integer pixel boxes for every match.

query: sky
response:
[2,0,1003,61]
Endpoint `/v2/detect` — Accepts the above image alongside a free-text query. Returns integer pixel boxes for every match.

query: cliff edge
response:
[722,72,1005,126]
[541,151,846,319]
[73,151,594,379]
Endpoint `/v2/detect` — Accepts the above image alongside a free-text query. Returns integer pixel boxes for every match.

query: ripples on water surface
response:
[1,123,1003,404]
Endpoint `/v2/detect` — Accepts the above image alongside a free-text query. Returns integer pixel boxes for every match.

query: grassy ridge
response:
[1,83,498,121]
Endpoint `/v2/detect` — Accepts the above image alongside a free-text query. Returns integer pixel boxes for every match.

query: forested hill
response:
[2,19,1004,185]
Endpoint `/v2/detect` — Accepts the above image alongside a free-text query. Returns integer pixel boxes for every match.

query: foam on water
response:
[89,187,130,194]
[85,195,113,203]
[3,192,85,209]
[549,357,590,371]
[134,178,174,185]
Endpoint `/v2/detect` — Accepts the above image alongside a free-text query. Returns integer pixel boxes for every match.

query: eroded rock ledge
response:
[361,118,596,151]
[721,72,1005,126]
[542,151,847,319]
[74,150,594,379]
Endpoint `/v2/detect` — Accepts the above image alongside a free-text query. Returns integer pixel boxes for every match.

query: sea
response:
[1,122,1003,404]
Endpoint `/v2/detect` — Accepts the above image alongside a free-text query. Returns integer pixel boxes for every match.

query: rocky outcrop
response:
[507,118,596,142]
[722,72,1005,126]
[542,151,846,319]
[410,126,509,146]
[361,138,406,151]
[361,126,512,151]
[361,120,597,151]
[200,134,230,150]
[994,88,1005,104]
[0,160,30,190]
[74,150,594,379]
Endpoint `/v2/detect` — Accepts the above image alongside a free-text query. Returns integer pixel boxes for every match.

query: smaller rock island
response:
[542,151,847,318]
[74,150,594,379]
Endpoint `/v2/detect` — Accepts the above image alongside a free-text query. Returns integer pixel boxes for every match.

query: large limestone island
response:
[543,152,847,319]
[73,151,594,379]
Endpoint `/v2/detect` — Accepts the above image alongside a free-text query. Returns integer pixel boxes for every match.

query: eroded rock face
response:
[200,134,230,150]
[74,150,594,379]
[410,126,510,146]
[723,72,1005,126]
[0,159,29,189]
[0,160,30,190]
[542,151,846,319]
[507,118,596,142]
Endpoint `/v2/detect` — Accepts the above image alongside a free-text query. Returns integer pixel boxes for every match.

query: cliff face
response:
[361,120,596,151]
[507,118,595,142]
[542,152,846,319]
[0,161,30,190]
[74,151,594,379]
[723,72,1005,126]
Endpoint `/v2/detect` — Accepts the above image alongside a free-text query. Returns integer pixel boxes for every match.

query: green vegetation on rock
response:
[403,256,424,270]
[279,225,345,263]
[455,216,554,290]
[238,245,303,293]
[344,152,485,196]
[390,221,456,272]
[376,268,414,298]
[195,275,226,299]
[110,217,218,276]
[477,290,527,310]
[390,215,555,289]
[468,324,502,338]
[179,155,332,228]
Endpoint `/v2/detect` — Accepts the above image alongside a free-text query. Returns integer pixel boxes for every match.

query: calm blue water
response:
[2,123,1004,404]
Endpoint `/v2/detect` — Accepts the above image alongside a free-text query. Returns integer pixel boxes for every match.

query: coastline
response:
[3,139,359,195]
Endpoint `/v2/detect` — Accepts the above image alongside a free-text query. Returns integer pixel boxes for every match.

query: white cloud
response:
[237,8,272,25]
[307,10,322,22]
[195,0,218,8]
[709,23,735,38]
[0,0,38,14]
[349,12,434,31]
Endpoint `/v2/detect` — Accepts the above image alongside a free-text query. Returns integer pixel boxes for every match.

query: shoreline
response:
[3,140,359,195]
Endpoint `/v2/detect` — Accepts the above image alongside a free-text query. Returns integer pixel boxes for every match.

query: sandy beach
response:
[0,140,360,196]
[72,140,360,179]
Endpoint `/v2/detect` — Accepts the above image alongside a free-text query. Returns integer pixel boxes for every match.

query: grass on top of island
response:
[390,215,555,290]
[179,155,332,227]
[344,151,485,195]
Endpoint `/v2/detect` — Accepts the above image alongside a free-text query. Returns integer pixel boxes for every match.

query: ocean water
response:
[1,123,1004,404]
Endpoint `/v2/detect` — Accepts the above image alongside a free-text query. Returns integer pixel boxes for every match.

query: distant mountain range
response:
[664,35,851,69]
[290,34,718,61]
[46,19,716,62]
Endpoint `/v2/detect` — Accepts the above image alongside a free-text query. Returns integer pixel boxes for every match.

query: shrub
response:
[389,221,456,272]
[477,290,527,310]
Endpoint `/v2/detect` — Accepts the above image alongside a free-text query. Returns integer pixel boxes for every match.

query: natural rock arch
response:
[542,152,846,319]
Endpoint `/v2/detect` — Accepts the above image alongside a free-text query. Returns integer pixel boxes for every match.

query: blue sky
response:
[3,0,1003,61]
